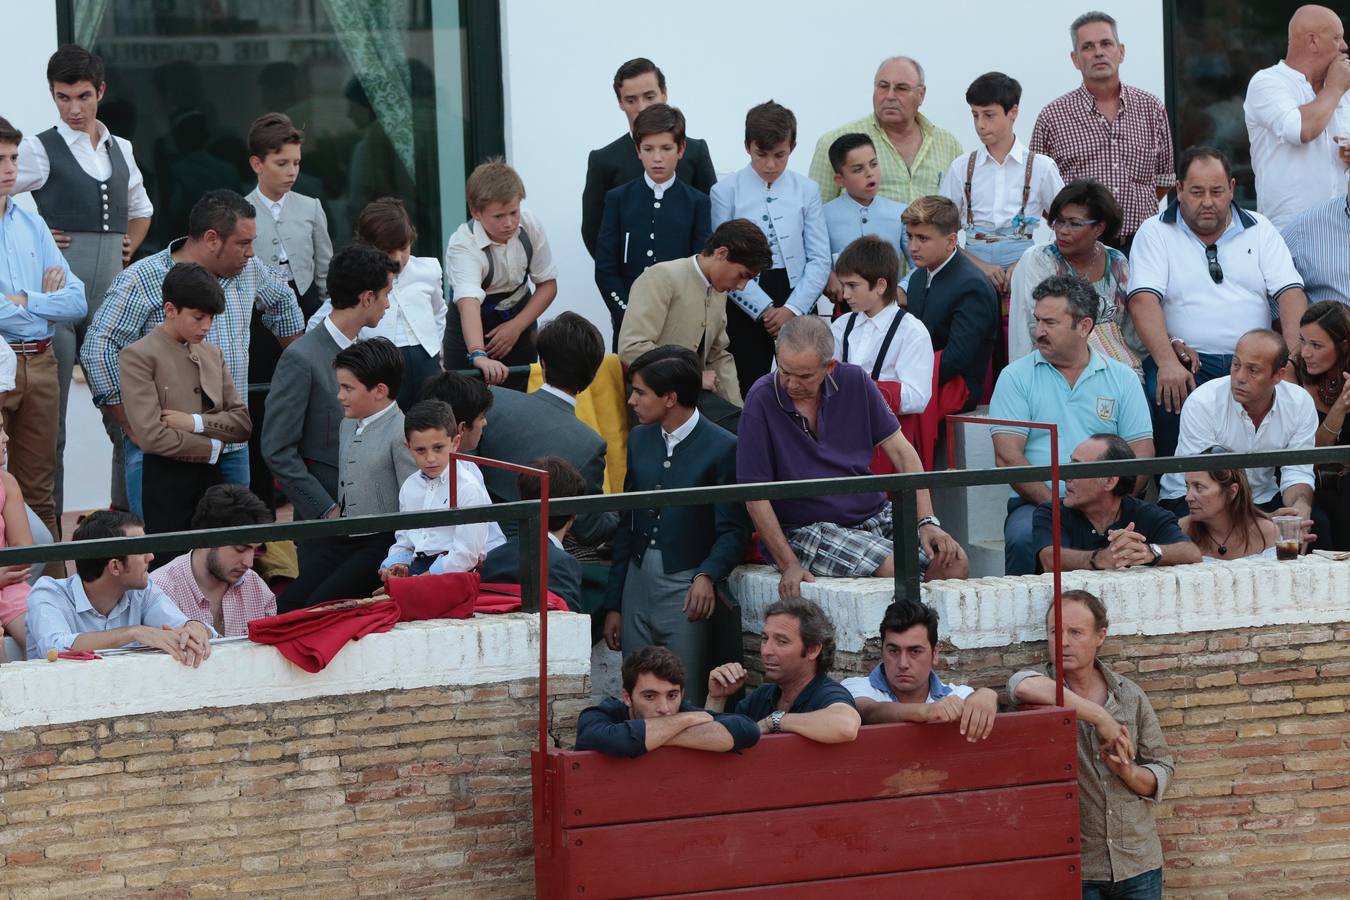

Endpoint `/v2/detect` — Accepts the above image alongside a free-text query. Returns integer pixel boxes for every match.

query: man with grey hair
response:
[735,315,968,597]
[1030,10,1174,250]
[807,56,962,205]
[989,273,1154,575]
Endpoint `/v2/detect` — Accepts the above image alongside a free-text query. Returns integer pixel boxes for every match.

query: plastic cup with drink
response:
[1272,515,1303,561]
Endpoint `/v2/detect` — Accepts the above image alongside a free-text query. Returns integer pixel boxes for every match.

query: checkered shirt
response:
[151,551,277,638]
[1029,85,1175,240]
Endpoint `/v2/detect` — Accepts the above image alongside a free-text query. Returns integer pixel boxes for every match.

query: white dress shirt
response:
[444,207,557,310]
[354,399,399,436]
[322,314,355,350]
[384,460,505,573]
[0,335,15,392]
[1159,377,1318,503]
[538,383,577,408]
[830,305,935,414]
[15,119,154,219]
[661,408,700,456]
[1244,60,1350,228]
[939,140,1064,235]
[644,172,677,199]
[307,256,446,357]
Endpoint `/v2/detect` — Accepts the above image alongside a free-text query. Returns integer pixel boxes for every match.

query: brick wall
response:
[0,676,590,898]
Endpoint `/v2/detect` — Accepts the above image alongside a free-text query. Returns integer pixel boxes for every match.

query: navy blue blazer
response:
[581,133,717,256]
[480,537,583,612]
[604,415,749,612]
[905,251,999,402]
[595,178,712,327]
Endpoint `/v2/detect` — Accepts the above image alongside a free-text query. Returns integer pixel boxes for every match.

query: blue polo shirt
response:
[574,697,761,758]
[1031,495,1189,562]
[989,348,1151,497]
[736,673,857,720]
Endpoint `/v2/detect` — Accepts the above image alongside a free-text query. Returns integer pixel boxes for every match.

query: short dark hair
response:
[418,371,494,428]
[622,645,685,694]
[0,116,21,146]
[355,198,417,254]
[1057,589,1109,632]
[629,346,701,409]
[1032,273,1100,326]
[334,337,403,396]
[1087,432,1136,497]
[162,262,225,315]
[47,44,104,88]
[879,597,940,649]
[1177,145,1233,183]
[519,456,587,532]
[633,103,686,147]
[537,313,605,394]
[1237,328,1290,373]
[1049,180,1123,246]
[764,598,836,676]
[745,100,796,149]
[702,219,773,272]
[1070,11,1119,47]
[247,112,303,160]
[827,133,875,173]
[73,510,143,582]
[191,484,272,531]
[835,236,900,304]
[612,57,666,100]
[328,242,398,310]
[404,399,456,439]
[965,71,1022,112]
[187,190,256,242]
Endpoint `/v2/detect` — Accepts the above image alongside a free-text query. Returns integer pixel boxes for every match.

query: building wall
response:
[499,0,1168,344]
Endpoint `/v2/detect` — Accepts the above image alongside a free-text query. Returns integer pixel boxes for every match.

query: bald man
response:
[807,56,962,206]
[1244,4,1350,227]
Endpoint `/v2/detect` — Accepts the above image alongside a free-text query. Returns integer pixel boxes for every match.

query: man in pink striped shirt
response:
[152,484,276,637]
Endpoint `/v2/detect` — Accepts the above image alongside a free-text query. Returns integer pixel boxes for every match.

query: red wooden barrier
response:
[534,707,1079,898]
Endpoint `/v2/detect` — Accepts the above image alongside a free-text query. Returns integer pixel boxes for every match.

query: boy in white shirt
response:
[379,399,503,580]
[831,236,934,415]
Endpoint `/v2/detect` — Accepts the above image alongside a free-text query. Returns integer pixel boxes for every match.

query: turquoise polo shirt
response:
[989,348,1152,496]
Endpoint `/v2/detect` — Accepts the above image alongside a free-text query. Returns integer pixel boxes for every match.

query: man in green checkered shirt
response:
[808,56,963,206]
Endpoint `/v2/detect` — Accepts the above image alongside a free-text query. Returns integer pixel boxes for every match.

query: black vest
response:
[32,127,131,234]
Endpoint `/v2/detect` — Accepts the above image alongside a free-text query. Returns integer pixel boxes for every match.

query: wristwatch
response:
[770,710,786,733]
[1147,543,1163,566]
[917,515,942,531]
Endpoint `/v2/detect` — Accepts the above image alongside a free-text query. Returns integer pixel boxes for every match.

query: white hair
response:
[874,56,926,87]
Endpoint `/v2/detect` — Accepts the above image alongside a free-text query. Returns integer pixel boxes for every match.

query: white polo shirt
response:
[1243,60,1350,228]
[1126,203,1302,356]
[1159,376,1318,503]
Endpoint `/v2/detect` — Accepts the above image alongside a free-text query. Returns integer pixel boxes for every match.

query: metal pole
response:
[537,471,551,758]
[1049,426,1064,708]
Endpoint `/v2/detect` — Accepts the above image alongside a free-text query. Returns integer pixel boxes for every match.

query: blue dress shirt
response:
[575,697,761,757]
[0,200,87,341]
[711,167,830,317]
[26,573,194,659]
[822,193,911,267]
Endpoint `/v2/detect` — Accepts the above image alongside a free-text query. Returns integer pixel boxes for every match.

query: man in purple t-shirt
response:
[737,316,968,597]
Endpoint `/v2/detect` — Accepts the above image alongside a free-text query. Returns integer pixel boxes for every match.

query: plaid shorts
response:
[785,502,930,578]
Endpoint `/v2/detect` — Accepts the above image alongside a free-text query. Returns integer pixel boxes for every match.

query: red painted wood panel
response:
[659,854,1081,899]
[559,782,1079,898]
[553,707,1076,827]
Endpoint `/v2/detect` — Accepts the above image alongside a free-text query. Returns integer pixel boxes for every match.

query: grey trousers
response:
[619,548,711,705]
[55,231,127,515]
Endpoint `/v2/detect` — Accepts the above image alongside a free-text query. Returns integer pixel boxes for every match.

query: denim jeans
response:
[1004,497,1039,576]
[1082,867,1163,900]
[1142,351,1232,457]
[126,440,249,516]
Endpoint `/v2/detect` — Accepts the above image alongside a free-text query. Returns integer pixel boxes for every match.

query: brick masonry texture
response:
[0,676,590,899]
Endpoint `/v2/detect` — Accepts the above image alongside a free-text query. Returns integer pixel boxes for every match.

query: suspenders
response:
[963,150,1036,238]
[841,308,907,381]
[477,222,535,316]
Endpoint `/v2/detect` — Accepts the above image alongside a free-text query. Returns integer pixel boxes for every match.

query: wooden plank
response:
[557,706,1076,827]
[561,782,1079,898]
[659,854,1082,899]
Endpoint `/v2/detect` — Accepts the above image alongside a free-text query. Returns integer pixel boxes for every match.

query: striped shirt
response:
[1030,84,1174,240]
[81,238,303,415]
[152,551,276,638]
[808,113,962,206]
[1281,195,1350,307]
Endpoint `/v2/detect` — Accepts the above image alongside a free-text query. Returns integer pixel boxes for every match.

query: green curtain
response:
[73,0,111,48]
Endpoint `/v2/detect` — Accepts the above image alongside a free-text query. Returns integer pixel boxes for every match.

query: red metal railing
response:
[946,416,1065,707]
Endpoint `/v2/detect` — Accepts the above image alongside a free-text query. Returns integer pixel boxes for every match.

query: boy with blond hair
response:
[444,159,558,392]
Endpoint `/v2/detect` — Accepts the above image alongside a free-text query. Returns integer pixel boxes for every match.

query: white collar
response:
[56,118,108,149]
[547,532,565,550]
[975,138,1027,167]
[256,188,288,210]
[928,249,959,278]
[858,303,899,328]
[322,315,355,349]
[357,400,399,431]
[662,408,700,447]
[539,383,577,408]
[690,255,712,289]
[644,172,677,198]
[419,466,451,485]
[847,194,876,212]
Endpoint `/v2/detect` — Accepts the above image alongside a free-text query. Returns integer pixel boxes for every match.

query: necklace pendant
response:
[1217,545,1228,556]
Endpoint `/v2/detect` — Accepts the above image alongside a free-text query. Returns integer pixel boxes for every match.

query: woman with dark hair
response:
[1008,179,1142,377]
[1294,301,1350,548]
[1179,465,1277,561]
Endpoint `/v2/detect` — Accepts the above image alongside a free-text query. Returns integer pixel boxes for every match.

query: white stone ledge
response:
[730,558,1350,651]
[0,611,591,731]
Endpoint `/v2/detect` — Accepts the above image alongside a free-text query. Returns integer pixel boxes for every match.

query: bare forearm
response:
[126,218,151,256]
[1284,484,1314,518]
[1039,546,1096,572]
[510,279,557,330]
[665,722,734,751]
[1300,91,1344,143]
[70,626,149,652]
[642,711,707,751]
[1119,762,1160,798]
[1160,541,1201,565]
[746,500,799,572]
[856,697,931,725]
[780,705,861,743]
[1277,289,1309,350]
[456,298,488,351]
[1127,293,1174,361]
[1014,675,1106,726]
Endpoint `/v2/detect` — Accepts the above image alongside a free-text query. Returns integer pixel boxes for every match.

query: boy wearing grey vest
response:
[16,45,154,516]
[279,338,416,611]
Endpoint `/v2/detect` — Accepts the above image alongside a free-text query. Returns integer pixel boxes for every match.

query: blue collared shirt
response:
[1281,195,1350,307]
[0,200,87,341]
[26,573,196,659]
[711,167,831,317]
[574,696,761,757]
[823,193,911,267]
[736,672,857,720]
